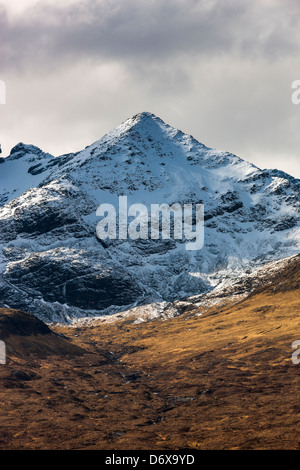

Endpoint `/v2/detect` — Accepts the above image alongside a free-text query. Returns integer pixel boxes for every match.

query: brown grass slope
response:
[0,255,299,450]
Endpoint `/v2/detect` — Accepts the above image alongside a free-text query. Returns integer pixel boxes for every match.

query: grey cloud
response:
[1,0,300,178]
[1,0,300,73]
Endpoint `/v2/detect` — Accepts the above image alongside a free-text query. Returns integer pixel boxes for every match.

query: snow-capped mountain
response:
[0,112,299,322]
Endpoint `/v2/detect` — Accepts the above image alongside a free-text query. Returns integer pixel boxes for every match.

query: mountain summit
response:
[0,113,299,322]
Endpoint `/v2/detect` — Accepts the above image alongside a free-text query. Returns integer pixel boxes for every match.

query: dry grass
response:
[0,256,299,449]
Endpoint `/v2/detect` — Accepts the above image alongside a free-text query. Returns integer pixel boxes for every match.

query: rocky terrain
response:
[0,112,299,322]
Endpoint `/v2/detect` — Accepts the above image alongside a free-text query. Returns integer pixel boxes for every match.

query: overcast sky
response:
[0,0,300,177]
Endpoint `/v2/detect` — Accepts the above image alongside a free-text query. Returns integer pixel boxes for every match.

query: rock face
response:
[0,112,299,323]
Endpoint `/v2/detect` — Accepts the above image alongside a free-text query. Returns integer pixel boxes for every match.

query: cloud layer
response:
[0,0,300,177]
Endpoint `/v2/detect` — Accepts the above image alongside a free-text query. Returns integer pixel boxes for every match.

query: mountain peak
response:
[127,111,162,124]
[99,111,187,150]
[78,111,260,180]
[117,111,168,136]
[7,142,43,161]
[133,111,158,121]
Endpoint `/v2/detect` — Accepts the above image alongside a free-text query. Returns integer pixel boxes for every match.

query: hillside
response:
[0,254,298,450]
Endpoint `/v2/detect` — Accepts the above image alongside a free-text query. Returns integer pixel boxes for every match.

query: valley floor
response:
[0,256,299,450]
